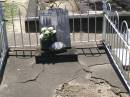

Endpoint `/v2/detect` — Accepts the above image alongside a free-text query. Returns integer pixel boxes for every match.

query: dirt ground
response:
[55,81,126,97]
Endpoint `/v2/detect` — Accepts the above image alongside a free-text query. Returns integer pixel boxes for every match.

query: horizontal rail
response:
[104,14,130,50]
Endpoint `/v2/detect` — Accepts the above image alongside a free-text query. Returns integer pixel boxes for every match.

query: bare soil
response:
[54,73,129,97]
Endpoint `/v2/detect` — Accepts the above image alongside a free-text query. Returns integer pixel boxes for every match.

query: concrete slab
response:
[0,57,83,97]
[0,82,44,97]
[36,62,82,97]
[1,57,43,84]
[78,48,129,94]
[90,64,127,93]
[0,47,129,97]
[78,54,110,67]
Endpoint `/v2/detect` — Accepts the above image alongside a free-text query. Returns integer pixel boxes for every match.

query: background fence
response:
[3,0,103,51]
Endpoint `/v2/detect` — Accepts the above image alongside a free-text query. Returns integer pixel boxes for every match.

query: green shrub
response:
[3,3,18,19]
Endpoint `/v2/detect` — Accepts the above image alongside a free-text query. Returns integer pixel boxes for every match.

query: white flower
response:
[39,34,44,39]
[41,27,47,32]
[40,27,56,40]
[48,27,54,31]
[53,30,56,34]
[44,30,50,34]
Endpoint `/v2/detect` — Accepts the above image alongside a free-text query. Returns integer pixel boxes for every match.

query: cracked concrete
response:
[55,68,128,97]
[0,48,129,97]
[1,57,44,84]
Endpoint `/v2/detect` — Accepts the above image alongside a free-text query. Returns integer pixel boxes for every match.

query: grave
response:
[35,48,78,64]
[39,8,71,48]
[35,8,77,63]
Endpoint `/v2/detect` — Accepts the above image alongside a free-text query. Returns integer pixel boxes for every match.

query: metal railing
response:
[3,0,102,51]
[102,1,130,93]
[0,2,8,71]
[0,21,8,70]
[3,2,40,49]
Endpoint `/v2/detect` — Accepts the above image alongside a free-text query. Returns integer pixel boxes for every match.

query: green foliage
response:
[3,3,18,19]
[108,0,114,3]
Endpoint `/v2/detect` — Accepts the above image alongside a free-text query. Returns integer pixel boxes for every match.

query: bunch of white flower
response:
[39,27,56,40]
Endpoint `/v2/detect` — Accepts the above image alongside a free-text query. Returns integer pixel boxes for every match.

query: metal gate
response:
[102,1,130,93]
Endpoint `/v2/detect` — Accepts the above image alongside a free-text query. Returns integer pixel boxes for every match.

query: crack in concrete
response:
[54,66,129,97]
[119,92,130,97]
[79,63,129,96]
[115,92,129,97]
[17,68,44,83]
[90,76,128,96]
[66,76,79,83]
[88,63,109,67]
[55,75,128,97]
[78,67,129,96]
[67,68,92,83]
[91,76,119,89]
[82,68,92,73]
[65,69,84,83]
[91,76,120,88]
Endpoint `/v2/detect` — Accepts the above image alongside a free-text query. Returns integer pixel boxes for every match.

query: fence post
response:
[102,0,107,41]
[0,1,8,50]
[0,2,3,58]
[0,0,8,73]
[102,14,106,41]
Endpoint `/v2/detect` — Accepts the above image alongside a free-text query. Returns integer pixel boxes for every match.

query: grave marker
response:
[39,8,71,48]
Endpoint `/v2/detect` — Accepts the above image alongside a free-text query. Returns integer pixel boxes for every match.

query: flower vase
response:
[40,34,56,50]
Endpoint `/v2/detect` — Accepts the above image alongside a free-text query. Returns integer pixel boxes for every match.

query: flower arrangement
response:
[40,27,56,40]
[40,27,56,50]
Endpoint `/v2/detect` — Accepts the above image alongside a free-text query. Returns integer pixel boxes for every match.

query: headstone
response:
[39,8,71,48]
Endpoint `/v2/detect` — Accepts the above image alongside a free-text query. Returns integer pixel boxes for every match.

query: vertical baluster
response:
[87,2,90,42]
[72,10,75,42]
[19,8,25,56]
[94,9,97,42]
[26,9,32,56]
[11,4,16,48]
